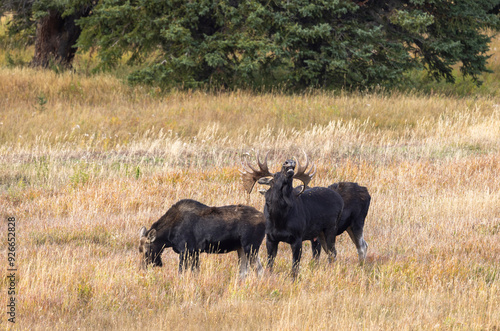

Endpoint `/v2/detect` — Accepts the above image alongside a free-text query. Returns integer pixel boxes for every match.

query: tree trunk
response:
[30,9,84,68]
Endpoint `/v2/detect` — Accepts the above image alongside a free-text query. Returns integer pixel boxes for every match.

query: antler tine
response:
[240,151,273,194]
[307,163,316,177]
[294,150,309,175]
[292,151,315,189]
[238,151,262,172]
[257,152,270,173]
[244,154,260,173]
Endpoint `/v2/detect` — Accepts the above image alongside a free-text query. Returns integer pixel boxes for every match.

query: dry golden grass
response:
[1,63,500,330]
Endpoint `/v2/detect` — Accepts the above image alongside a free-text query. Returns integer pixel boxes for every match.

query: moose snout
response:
[282,159,296,176]
[283,159,296,168]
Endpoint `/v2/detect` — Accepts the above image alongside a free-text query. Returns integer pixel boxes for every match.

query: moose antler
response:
[293,151,316,194]
[239,152,273,194]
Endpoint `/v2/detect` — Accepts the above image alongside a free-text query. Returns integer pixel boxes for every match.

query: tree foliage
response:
[1,0,95,39]
[1,1,96,67]
[1,1,37,43]
[3,0,500,89]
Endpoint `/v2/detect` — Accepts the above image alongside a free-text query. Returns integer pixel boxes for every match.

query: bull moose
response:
[138,199,265,278]
[258,179,371,264]
[240,152,344,279]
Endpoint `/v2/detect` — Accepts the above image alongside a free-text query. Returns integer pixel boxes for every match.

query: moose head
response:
[240,151,316,196]
[138,227,162,269]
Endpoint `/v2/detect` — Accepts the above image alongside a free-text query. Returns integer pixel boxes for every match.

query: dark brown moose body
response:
[258,179,371,263]
[241,153,344,279]
[139,199,265,278]
[311,182,371,262]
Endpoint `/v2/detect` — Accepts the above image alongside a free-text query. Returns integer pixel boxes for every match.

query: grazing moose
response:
[258,179,371,264]
[138,199,265,278]
[240,152,344,279]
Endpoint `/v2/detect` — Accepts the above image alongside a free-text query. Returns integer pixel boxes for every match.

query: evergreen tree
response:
[3,0,499,89]
[1,0,95,67]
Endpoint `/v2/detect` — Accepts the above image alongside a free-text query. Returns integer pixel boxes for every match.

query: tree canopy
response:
[3,0,500,90]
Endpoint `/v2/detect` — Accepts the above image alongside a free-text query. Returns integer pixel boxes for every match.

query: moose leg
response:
[179,250,199,273]
[190,251,200,272]
[347,226,368,264]
[246,245,263,276]
[317,232,328,252]
[253,254,264,276]
[311,239,321,261]
[237,247,249,279]
[178,251,187,274]
[266,237,279,272]
[290,238,303,280]
[320,230,337,264]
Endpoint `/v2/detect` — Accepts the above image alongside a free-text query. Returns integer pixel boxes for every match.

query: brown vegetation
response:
[1,40,500,329]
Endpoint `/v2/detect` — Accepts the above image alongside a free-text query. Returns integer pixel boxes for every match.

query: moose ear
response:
[147,229,157,242]
[257,177,272,186]
[139,226,148,238]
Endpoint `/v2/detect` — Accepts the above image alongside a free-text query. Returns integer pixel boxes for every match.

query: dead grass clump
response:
[1,64,500,330]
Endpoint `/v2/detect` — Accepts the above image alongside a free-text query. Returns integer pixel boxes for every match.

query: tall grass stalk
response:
[1,48,500,330]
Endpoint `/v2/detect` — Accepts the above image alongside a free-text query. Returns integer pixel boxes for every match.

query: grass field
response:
[1,35,500,330]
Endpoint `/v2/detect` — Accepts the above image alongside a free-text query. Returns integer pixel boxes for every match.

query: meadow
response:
[1,35,500,329]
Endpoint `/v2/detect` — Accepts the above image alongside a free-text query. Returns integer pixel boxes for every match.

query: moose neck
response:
[264,172,295,228]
